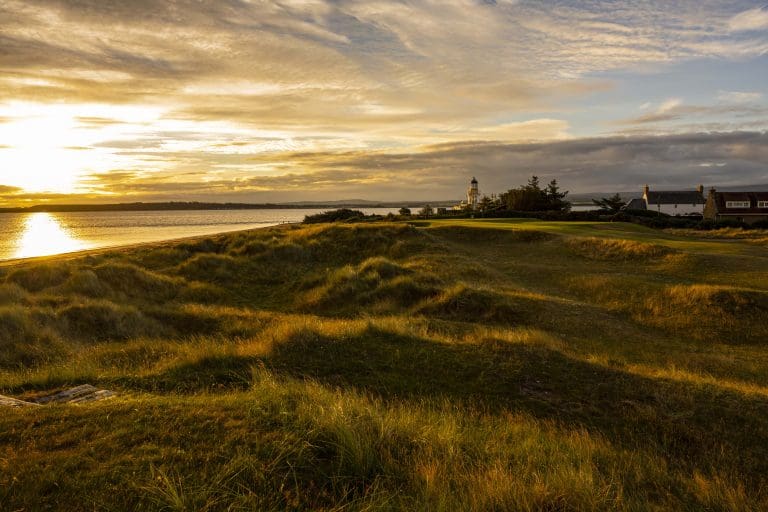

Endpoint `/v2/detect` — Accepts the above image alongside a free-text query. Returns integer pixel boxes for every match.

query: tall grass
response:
[2,221,768,510]
[567,237,673,260]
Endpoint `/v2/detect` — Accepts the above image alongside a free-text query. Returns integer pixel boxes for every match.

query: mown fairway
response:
[1,219,768,511]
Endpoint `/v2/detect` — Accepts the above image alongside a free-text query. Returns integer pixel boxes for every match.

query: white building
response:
[640,184,706,215]
[467,177,479,210]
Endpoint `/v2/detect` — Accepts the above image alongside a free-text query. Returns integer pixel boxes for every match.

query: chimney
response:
[643,184,649,197]
[697,184,704,194]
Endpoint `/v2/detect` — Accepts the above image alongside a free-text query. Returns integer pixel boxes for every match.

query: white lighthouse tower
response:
[467,177,479,210]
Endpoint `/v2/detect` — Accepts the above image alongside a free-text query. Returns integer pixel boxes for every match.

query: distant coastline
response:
[0,200,458,213]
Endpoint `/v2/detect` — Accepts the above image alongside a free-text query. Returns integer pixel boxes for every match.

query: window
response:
[758,201,768,208]
[726,201,750,208]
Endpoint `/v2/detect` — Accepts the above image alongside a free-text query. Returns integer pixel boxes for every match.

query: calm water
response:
[0,209,398,261]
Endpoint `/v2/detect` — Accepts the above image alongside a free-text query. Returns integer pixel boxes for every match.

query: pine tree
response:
[500,176,570,212]
[592,193,625,213]
[545,179,570,212]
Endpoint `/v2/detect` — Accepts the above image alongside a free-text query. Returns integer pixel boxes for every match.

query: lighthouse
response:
[467,177,479,210]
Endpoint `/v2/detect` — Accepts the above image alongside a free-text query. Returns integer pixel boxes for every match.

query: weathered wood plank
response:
[2,385,117,407]
[0,395,39,407]
[34,384,100,404]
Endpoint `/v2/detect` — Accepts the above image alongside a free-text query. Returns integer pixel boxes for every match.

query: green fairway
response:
[2,219,768,510]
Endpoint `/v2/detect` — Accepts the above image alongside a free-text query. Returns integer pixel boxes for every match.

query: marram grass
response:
[1,219,768,510]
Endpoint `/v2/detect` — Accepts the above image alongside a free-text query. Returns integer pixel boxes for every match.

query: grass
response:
[1,219,768,510]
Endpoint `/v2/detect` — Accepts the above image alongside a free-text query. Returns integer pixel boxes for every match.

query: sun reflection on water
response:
[13,213,89,259]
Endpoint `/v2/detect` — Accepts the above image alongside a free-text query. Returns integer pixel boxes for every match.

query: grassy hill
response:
[2,219,768,510]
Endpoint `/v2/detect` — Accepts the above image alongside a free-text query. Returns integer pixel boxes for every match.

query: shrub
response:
[303,209,368,224]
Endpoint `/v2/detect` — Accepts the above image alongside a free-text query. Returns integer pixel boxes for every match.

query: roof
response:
[645,190,705,205]
[711,191,768,215]
[624,198,647,210]
[470,177,478,183]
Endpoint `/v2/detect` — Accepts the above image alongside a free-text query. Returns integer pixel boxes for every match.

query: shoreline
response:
[0,221,295,268]
[0,202,455,214]
[0,208,402,264]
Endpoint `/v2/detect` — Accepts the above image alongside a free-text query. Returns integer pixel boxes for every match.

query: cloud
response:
[0,1,767,204]
[39,131,766,202]
[618,98,768,125]
[2,0,766,125]
[657,99,682,113]
[717,90,764,103]
[728,5,768,32]
[0,184,23,194]
[474,119,572,141]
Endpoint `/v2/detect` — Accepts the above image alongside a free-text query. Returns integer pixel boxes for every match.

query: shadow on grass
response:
[111,323,768,489]
[134,354,259,392]
[258,325,768,487]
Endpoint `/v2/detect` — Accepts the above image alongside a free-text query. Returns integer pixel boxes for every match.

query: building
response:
[467,177,479,210]
[624,197,646,211]
[453,176,480,211]
[703,189,768,224]
[641,184,706,215]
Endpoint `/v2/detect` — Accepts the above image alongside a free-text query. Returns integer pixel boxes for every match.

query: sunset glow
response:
[13,213,88,258]
[0,1,766,204]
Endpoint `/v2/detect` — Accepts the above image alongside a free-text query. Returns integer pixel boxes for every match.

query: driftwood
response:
[0,395,39,407]
[0,384,116,407]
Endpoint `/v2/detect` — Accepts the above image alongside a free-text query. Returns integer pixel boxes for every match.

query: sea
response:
[0,208,400,261]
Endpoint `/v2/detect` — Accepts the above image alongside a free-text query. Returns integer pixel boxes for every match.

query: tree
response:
[478,195,495,213]
[418,204,433,218]
[545,179,570,212]
[500,186,541,211]
[499,175,570,212]
[398,207,412,216]
[592,193,626,213]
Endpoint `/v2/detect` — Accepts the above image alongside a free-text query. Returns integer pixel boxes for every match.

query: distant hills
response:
[0,200,459,213]
[3,185,766,212]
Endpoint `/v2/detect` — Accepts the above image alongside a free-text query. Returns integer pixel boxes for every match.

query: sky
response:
[0,0,767,204]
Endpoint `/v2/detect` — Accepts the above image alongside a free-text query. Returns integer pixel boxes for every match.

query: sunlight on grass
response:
[2,219,768,510]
